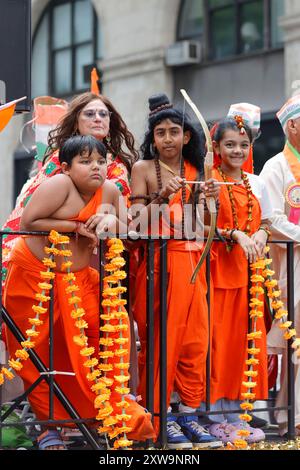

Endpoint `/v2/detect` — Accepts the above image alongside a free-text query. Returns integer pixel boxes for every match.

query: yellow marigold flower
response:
[265,280,278,288]
[114,312,128,320]
[118,426,133,434]
[83,358,98,368]
[107,238,123,247]
[0,373,4,385]
[250,260,266,270]
[103,416,119,427]
[58,250,72,257]
[242,381,257,388]
[98,364,113,371]
[100,324,117,333]
[32,305,48,315]
[99,377,114,386]
[25,329,40,338]
[2,367,14,380]
[115,400,130,408]
[113,270,126,280]
[61,261,73,270]
[97,426,111,434]
[91,382,107,392]
[237,429,251,437]
[68,296,82,305]
[40,271,56,280]
[99,338,114,347]
[100,314,116,321]
[114,438,133,449]
[264,258,273,265]
[63,273,76,282]
[115,325,128,332]
[48,230,61,244]
[99,351,114,358]
[20,340,35,349]
[71,308,86,319]
[8,359,23,371]
[75,319,88,329]
[279,321,292,330]
[42,258,56,268]
[96,405,114,420]
[103,275,118,284]
[246,358,259,366]
[262,269,275,277]
[115,362,130,370]
[73,335,87,347]
[104,263,118,272]
[239,413,252,422]
[94,394,111,408]
[102,287,118,297]
[114,349,128,357]
[111,257,126,268]
[114,299,127,306]
[109,248,124,257]
[65,284,80,294]
[35,293,50,303]
[249,299,264,307]
[247,331,262,341]
[114,338,129,345]
[114,375,130,384]
[272,290,281,298]
[249,310,264,319]
[264,246,270,253]
[58,235,70,244]
[115,386,130,395]
[44,247,60,256]
[240,403,254,411]
[86,370,101,381]
[250,275,264,283]
[29,318,44,326]
[233,439,248,449]
[108,428,121,439]
[244,371,258,378]
[241,392,256,400]
[15,349,29,361]
[247,348,260,355]
[275,310,288,320]
[291,338,300,349]
[80,346,95,356]
[249,286,264,295]
[271,300,284,309]
[284,329,297,340]
[38,282,52,291]
[101,299,116,307]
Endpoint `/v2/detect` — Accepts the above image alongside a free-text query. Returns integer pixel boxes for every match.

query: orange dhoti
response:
[134,241,210,423]
[3,238,155,441]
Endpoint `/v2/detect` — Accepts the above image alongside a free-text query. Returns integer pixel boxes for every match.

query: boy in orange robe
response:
[3,135,155,449]
[130,94,221,449]
[208,117,272,443]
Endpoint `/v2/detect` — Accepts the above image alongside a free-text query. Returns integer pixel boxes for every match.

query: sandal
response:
[37,429,67,450]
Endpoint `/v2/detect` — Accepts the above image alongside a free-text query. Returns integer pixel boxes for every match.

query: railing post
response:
[205,249,211,412]
[159,239,168,447]
[146,240,155,431]
[287,241,295,439]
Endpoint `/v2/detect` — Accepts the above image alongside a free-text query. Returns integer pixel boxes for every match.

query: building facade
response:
[0,0,299,225]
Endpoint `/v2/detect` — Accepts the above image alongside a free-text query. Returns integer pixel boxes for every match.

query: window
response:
[32,0,102,98]
[177,0,284,61]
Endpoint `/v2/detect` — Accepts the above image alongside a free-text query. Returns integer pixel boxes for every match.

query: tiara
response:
[149,103,173,116]
[234,115,246,134]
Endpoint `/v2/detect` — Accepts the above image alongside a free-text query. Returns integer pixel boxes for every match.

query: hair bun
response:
[148,94,173,116]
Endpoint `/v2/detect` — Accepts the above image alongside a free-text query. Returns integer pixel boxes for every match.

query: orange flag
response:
[90,67,100,95]
[0,96,26,132]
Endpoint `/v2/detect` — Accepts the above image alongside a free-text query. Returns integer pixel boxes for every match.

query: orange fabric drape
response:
[210,168,268,402]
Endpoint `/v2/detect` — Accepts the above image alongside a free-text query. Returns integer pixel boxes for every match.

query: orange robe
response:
[210,169,268,403]
[3,187,155,441]
[133,161,210,427]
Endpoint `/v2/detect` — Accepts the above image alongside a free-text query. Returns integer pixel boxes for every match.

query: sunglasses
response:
[82,109,112,120]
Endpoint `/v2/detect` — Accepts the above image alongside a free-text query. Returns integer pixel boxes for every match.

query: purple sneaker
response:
[209,421,265,444]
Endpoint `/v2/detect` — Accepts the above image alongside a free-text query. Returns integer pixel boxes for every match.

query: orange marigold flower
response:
[250,260,266,270]
[272,290,281,298]
[71,308,86,319]
[275,310,288,320]
[249,286,264,295]
[249,310,264,319]
[250,275,264,283]
[284,329,297,340]
[242,381,257,388]
[40,271,55,280]
[114,349,128,357]
[262,269,275,277]
[245,358,259,366]
[241,392,256,400]
[58,249,72,257]
[15,349,29,361]
[28,318,44,326]
[20,340,35,349]
[118,426,133,434]
[42,258,56,268]
[0,373,4,385]
[240,403,254,411]
[99,351,114,358]
[100,314,116,321]
[264,246,270,253]
[279,321,292,330]
[111,257,126,268]
[80,346,95,356]
[237,429,251,437]
[68,296,82,305]
[291,338,300,349]
[32,305,48,315]
[65,284,80,294]
[271,300,284,309]
[98,364,113,371]
[99,377,114,386]
[115,325,128,332]
[114,375,130,384]
[247,331,262,341]
[63,272,76,282]
[113,270,126,280]
[61,261,73,270]
[38,282,52,291]
[115,362,130,370]
[244,371,258,378]
[96,405,114,420]
[44,247,60,256]
[247,348,260,355]
[116,413,131,422]
[108,428,121,439]
[1,367,14,380]
[91,382,107,392]
[249,299,264,308]
[233,439,248,449]
[115,400,130,408]
[8,359,23,371]
[99,338,114,347]
[265,280,277,288]
[114,438,133,449]
[75,319,88,329]
[114,338,129,345]
[94,394,110,408]
[239,413,252,422]
[103,416,119,427]
[73,335,87,347]
[48,230,61,244]
[35,293,50,302]
[86,370,101,381]
[115,386,130,395]
[97,426,111,434]
[25,329,40,338]
[100,324,117,333]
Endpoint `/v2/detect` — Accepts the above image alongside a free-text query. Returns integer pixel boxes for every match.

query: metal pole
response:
[159,239,168,447]
[146,240,155,419]
[205,250,211,411]
[48,277,54,419]
[287,242,295,439]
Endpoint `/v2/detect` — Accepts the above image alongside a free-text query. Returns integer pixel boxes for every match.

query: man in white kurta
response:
[260,94,300,436]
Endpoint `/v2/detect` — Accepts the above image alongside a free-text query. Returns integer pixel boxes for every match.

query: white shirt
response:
[246,172,273,221]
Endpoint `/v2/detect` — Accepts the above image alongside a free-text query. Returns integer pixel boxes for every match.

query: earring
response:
[105,132,111,145]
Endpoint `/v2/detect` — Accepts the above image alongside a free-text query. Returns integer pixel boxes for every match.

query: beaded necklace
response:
[218,166,254,235]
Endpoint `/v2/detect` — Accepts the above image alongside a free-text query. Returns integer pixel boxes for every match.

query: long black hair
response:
[213,117,253,144]
[140,94,205,175]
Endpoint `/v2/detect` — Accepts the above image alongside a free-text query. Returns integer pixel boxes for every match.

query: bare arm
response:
[20,175,77,233]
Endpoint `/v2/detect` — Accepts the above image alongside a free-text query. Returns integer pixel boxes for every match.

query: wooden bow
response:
[180,89,217,284]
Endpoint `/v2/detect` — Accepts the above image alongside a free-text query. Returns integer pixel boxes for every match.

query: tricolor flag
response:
[0,96,26,132]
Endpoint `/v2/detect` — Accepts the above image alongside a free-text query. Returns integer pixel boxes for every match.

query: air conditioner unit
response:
[165,41,201,67]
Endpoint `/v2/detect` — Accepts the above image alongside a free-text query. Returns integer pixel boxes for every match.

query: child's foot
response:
[167,415,193,449]
[177,415,223,448]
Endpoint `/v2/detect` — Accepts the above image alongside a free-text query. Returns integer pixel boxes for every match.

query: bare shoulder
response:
[132,160,153,172]
[33,173,72,197]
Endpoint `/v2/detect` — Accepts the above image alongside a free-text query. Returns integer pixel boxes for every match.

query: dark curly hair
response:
[44,92,138,172]
[140,94,204,175]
